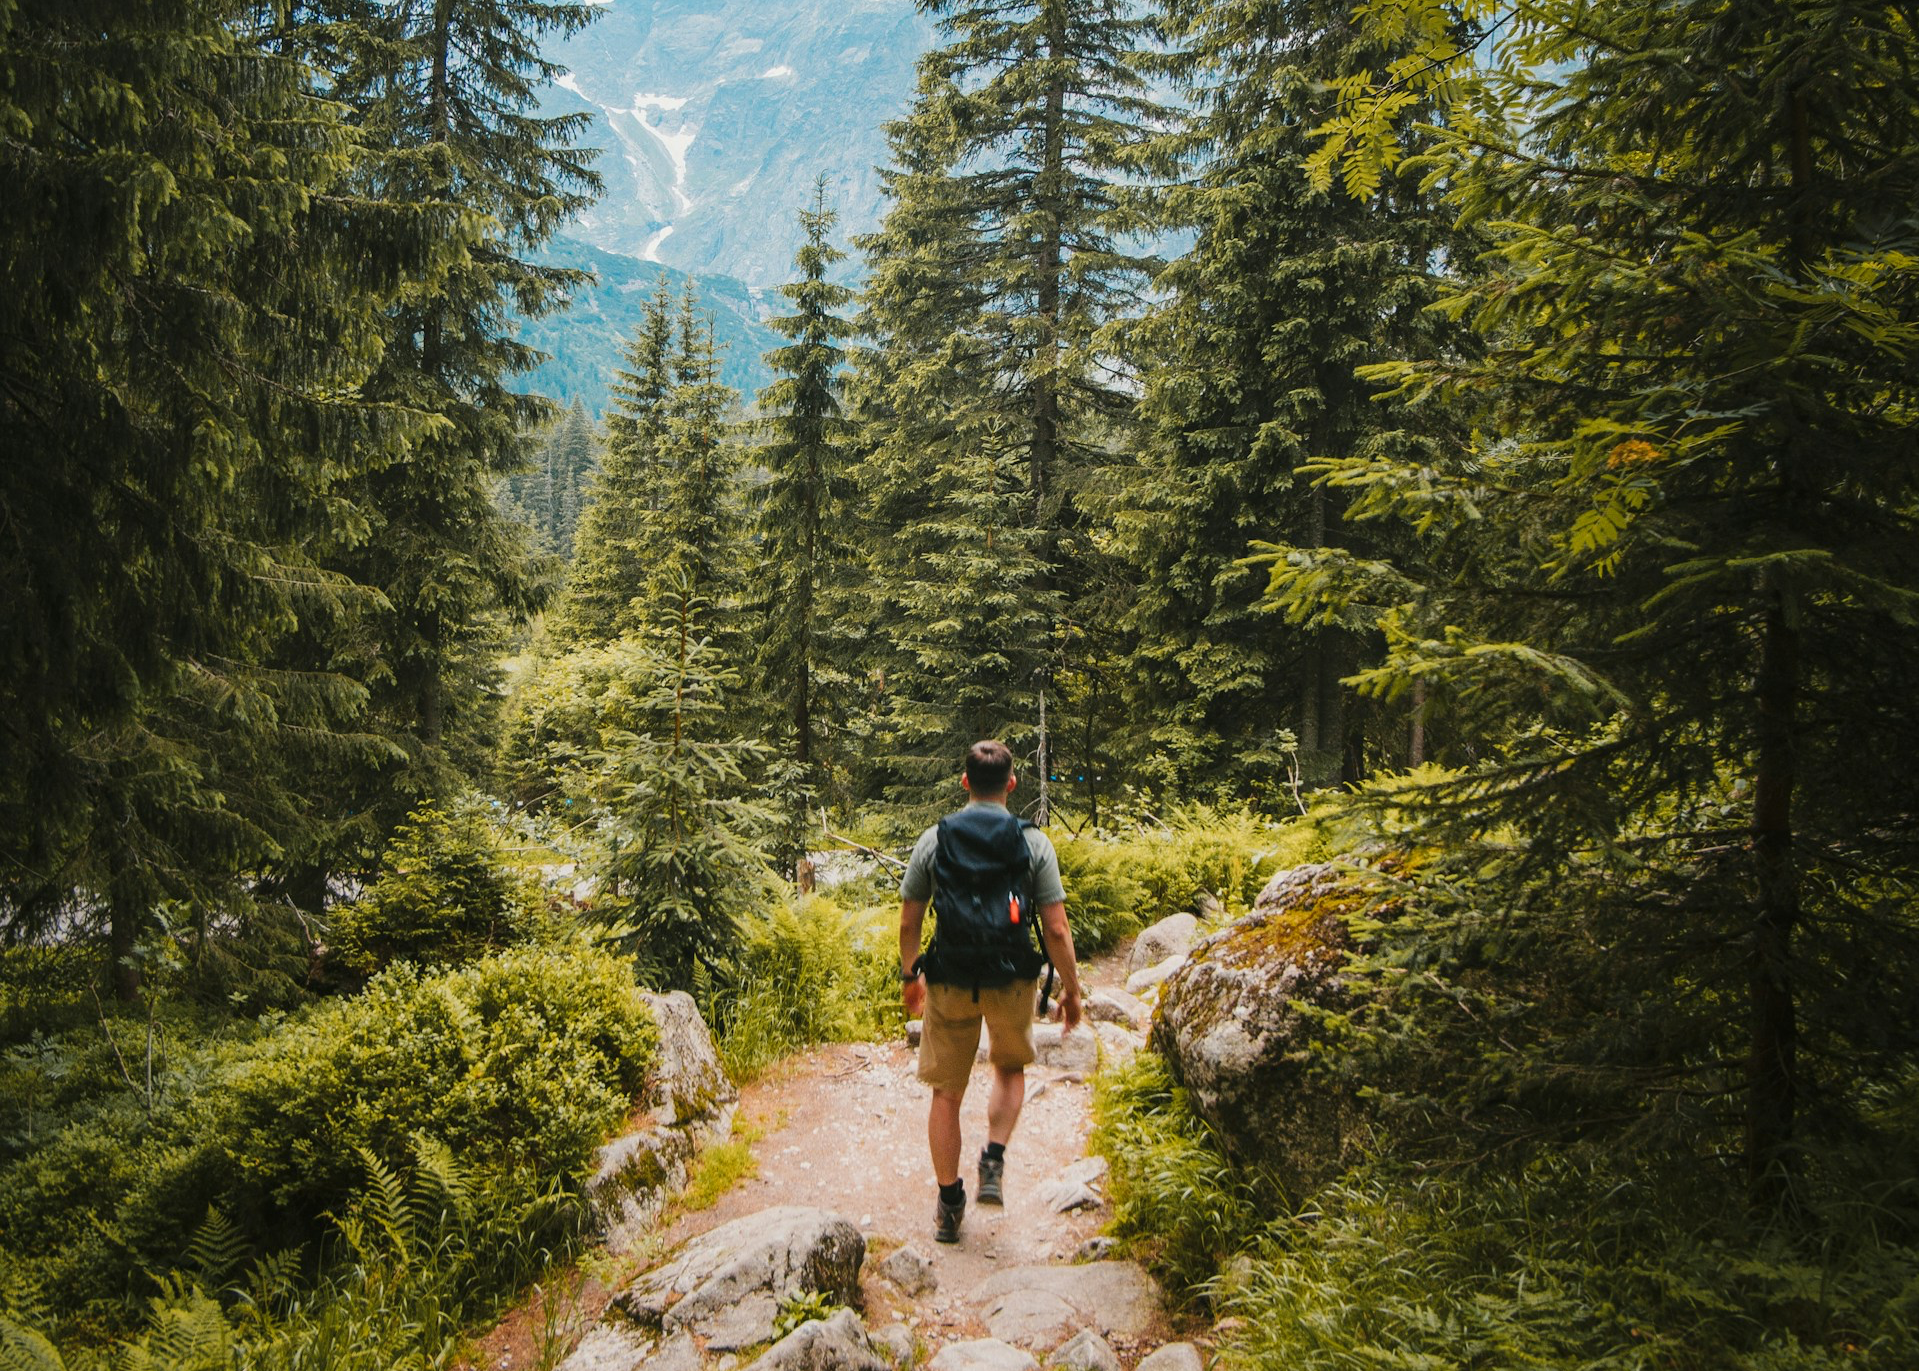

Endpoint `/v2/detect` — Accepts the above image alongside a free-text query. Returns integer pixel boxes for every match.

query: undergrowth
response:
[1094,1052,1919,1370]
[700,893,900,1082]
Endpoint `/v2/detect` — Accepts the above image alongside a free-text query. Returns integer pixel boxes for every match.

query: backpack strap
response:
[1018,819,1057,1016]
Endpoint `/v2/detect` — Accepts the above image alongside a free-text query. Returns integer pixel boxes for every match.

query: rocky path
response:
[474,936,1210,1371]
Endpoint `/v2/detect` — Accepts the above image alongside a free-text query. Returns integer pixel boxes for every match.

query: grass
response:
[681,1139,759,1212]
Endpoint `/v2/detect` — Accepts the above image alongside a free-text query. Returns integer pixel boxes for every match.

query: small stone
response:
[879,1244,939,1296]
[1047,1330,1122,1371]
[1134,1344,1204,1371]
[872,1323,918,1368]
[1093,1024,1139,1067]
[1125,955,1186,997]
[756,1309,890,1371]
[554,1326,653,1371]
[1128,913,1200,973]
[928,1339,1040,1371]
[1073,1236,1116,1262]
[1031,1179,1100,1213]
[981,1289,1079,1351]
[1060,1157,1108,1188]
[1033,1022,1098,1073]
[1084,989,1150,1031]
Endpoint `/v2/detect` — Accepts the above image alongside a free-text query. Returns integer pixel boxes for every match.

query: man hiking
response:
[899,739,1083,1243]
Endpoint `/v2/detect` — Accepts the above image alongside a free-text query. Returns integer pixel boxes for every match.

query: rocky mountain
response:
[542,0,936,287]
[517,235,782,418]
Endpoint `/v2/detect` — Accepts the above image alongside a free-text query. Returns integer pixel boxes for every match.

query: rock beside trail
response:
[1084,988,1150,1030]
[970,1262,1164,1352]
[1034,1022,1098,1073]
[756,1310,890,1371]
[1129,913,1200,972]
[1032,1178,1100,1213]
[589,991,739,1250]
[929,1340,1040,1371]
[1093,1022,1140,1065]
[1125,955,1186,997]
[612,1206,865,1351]
[877,1244,937,1296]
[1048,1330,1122,1371]
[644,990,739,1131]
[871,1323,918,1367]
[1153,862,1377,1190]
[1135,1345,1204,1371]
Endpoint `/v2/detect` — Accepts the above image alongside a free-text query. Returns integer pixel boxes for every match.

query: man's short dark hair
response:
[964,740,1015,793]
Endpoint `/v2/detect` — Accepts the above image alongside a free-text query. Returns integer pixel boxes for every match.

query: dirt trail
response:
[663,948,1134,1342]
[474,948,1148,1368]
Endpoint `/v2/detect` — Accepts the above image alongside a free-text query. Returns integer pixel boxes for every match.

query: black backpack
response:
[921,806,1051,996]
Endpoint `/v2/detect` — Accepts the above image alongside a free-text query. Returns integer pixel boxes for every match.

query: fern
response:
[0,1317,64,1371]
[184,1209,249,1292]
[350,1146,415,1270]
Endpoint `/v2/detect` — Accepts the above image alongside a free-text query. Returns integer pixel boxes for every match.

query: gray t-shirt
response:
[899,801,1066,907]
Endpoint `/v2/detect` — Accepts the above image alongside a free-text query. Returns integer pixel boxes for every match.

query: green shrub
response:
[1094,1050,1919,1370]
[703,893,901,1082]
[1056,807,1321,952]
[1216,1160,1919,1371]
[329,801,559,975]
[215,945,656,1216]
[0,945,655,1330]
[3,1145,589,1371]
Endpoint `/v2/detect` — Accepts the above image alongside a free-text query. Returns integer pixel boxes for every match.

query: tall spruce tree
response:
[562,278,678,644]
[852,0,1161,813]
[1269,0,1919,1207]
[0,0,442,992]
[507,397,599,557]
[752,184,858,811]
[1118,0,1463,793]
[295,0,600,821]
[648,294,744,622]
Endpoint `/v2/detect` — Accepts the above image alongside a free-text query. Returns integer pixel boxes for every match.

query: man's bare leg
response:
[986,1064,1025,1146]
[929,1088,964,1186]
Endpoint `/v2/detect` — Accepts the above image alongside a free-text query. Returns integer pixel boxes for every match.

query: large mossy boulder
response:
[1150,862,1379,1192]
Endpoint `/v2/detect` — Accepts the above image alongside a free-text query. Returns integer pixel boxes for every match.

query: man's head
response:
[961,739,1016,800]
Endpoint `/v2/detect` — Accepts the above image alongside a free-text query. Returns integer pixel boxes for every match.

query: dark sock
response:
[983,1141,1006,1162]
[939,1179,965,1206]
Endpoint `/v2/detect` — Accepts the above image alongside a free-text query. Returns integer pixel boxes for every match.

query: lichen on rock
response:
[1151,861,1390,1193]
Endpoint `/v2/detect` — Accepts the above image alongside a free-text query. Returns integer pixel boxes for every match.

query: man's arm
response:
[1037,900,1082,1032]
[900,898,927,1019]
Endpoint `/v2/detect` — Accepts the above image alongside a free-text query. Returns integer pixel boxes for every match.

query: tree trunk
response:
[1747,588,1801,1208]
[107,883,143,1004]
[1409,678,1428,767]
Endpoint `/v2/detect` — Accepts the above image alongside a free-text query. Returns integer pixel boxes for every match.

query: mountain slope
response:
[517,236,781,417]
[542,0,935,286]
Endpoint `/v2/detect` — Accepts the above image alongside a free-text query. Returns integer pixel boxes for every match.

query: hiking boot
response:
[977,1149,1005,1206]
[934,1193,966,1244]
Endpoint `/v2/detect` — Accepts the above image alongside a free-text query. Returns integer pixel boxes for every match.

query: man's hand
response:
[903,974,926,1020]
[1053,984,1082,1034]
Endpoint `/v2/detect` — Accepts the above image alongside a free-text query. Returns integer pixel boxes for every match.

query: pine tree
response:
[1118,0,1464,792]
[648,295,744,621]
[563,280,676,643]
[1268,0,1919,1207]
[0,0,443,992]
[297,0,601,804]
[549,397,600,558]
[852,0,1162,813]
[750,184,860,839]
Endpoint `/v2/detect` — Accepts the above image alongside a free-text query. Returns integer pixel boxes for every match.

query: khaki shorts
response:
[918,978,1040,1097]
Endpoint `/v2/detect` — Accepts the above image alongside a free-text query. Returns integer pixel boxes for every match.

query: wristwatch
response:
[900,958,923,983]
